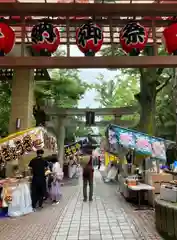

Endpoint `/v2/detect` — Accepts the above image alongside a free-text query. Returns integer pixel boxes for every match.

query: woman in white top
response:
[50,157,63,203]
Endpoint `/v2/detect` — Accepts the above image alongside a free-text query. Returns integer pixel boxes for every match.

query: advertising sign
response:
[0,127,57,162]
[64,141,82,157]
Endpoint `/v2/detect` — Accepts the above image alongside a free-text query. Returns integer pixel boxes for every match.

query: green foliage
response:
[0,81,11,136]
[35,69,87,108]
[94,73,139,108]
[156,80,176,140]
[94,73,140,133]
[64,118,94,144]
[75,125,94,137]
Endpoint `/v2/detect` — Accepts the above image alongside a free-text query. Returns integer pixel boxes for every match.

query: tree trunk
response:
[135,47,157,135]
[173,69,177,144]
[137,73,157,135]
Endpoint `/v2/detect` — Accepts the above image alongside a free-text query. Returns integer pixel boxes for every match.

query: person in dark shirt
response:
[98,156,101,170]
[29,149,48,210]
[83,156,94,202]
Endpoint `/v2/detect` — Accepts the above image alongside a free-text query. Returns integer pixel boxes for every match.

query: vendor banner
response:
[64,141,82,157]
[151,137,166,161]
[0,127,57,162]
[134,132,152,155]
[107,125,166,160]
[118,128,135,149]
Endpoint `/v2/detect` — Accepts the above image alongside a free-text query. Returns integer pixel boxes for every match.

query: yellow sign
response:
[0,127,57,162]
[64,142,81,156]
[104,152,118,166]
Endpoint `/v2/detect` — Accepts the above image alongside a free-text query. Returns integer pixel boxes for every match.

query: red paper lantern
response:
[163,22,177,55]
[31,22,60,55]
[0,22,15,56]
[120,22,148,56]
[76,22,103,56]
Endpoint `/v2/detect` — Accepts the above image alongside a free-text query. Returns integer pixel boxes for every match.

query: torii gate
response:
[44,106,138,166]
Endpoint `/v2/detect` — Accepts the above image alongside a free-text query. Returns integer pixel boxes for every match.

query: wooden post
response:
[109,17,114,56]
[66,18,70,57]
[152,20,158,56]
[21,16,26,57]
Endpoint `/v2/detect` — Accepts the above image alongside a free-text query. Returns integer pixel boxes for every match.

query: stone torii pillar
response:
[57,116,66,168]
[8,46,34,133]
[114,115,122,125]
[9,69,34,133]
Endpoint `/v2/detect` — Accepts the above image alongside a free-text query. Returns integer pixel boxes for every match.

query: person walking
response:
[28,149,48,211]
[98,156,101,170]
[83,156,94,202]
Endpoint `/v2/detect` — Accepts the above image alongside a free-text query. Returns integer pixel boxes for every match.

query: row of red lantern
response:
[31,21,104,56]
[120,19,177,56]
[0,21,60,56]
[0,19,176,57]
[74,20,177,57]
[0,20,147,57]
[75,22,148,56]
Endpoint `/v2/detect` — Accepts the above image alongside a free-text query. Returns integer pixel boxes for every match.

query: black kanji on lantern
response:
[0,31,4,56]
[78,23,102,48]
[121,22,145,45]
[31,22,56,44]
[0,31,4,39]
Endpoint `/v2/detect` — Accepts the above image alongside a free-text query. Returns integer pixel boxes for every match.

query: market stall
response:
[106,124,167,207]
[0,178,32,217]
[0,127,57,217]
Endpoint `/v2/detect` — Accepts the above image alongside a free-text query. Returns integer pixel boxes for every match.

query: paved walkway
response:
[0,170,163,240]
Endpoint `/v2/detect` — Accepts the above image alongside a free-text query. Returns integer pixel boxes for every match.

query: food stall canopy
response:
[106,124,166,161]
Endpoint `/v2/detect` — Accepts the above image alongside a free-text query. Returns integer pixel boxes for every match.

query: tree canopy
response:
[94,72,140,127]
[94,73,139,108]
[35,69,87,108]
[100,45,173,136]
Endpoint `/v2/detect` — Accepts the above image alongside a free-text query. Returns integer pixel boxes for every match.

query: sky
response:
[68,46,118,108]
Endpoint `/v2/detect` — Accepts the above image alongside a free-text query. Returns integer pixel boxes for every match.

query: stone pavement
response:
[51,170,163,240]
[0,184,79,240]
[0,170,163,240]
